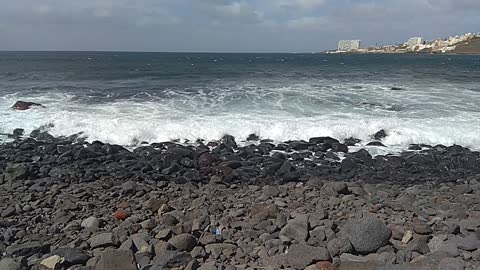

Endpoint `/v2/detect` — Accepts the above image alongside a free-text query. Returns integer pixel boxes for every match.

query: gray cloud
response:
[0,0,478,52]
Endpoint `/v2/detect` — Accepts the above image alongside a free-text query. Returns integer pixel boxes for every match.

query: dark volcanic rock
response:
[95,249,138,270]
[373,129,387,140]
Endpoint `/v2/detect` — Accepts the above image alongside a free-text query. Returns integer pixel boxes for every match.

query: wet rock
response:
[373,130,387,140]
[246,134,260,141]
[342,216,391,254]
[12,101,45,110]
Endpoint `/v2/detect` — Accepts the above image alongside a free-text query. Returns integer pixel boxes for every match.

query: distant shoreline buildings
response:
[331,32,480,54]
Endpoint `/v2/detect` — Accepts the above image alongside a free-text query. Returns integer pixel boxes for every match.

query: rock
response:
[412,219,433,235]
[168,234,198,252]
[321,182,349,196]
[407,238,431,255]
[332,143,348,153]
[342,216,391,254]
[95,249,138,270]
[1,206,15,218]
[40,255,64,270]
[13,128,24,137]
[52,247,90,265]
[335,261,383,270]
[316,261,335,270]
[113,210,129,220]
[280,214,309,242]
[4,163,29,181]
[0,258,24,270]
[130,233,152,253]
[247,134,260,141]
[89,233,115,249]
[205,243,237,259]
[402,230,414,244]
[151,250,192,268]
[366,141,386,147]
[438,258,465,270]
[327,237,354,257]
[250,203,279,222]
[472,249,480,261]
[221,134,237,149]
[6,241,49,256]
[454,234,480,251]
[373,130,387,140]
[284,244,330,269]
[459,217,480,231]
[12,101,45,110]
[81,216,100,230]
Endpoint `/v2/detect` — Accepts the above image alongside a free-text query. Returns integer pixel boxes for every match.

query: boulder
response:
[342,216,391,254]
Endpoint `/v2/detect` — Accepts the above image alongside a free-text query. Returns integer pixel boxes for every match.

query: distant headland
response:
[328,32,480,54]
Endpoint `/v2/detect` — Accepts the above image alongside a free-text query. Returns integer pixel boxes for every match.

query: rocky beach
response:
[1,129,479,270]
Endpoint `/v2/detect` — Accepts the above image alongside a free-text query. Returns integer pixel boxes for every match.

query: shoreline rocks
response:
[0,131,479,269]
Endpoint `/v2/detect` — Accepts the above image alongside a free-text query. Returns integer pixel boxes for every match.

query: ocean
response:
[1,51,480,153]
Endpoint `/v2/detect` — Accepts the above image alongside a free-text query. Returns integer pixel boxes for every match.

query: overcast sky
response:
[0,0,479,52]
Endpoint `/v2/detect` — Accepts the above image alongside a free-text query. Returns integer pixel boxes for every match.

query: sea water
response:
[1,52,479,152]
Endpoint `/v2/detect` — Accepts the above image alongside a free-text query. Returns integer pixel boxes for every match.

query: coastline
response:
[1,129,479,269]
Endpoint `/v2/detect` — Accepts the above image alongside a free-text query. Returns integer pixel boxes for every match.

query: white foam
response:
[1,81,480,152]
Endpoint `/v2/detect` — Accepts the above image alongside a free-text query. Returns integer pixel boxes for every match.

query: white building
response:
[406,37,424,47]
[337,40,361,51]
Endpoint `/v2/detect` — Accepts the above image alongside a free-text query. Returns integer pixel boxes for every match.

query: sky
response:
[0,0,479,52]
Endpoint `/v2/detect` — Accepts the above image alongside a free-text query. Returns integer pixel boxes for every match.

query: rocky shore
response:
[1,129,479,270]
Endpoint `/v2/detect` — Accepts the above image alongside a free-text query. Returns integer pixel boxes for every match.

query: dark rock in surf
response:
[344,137,361,146]
[331,143,348,153]
[11,101,45,111]
[391,87,404,90]
[367,141,386,147]
[309,137,340,145]
[221,134,237,149]
[246,133,260,141]
[373,129,387,140]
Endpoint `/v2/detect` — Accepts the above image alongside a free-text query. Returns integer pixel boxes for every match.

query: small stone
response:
[316,261,334,270]
[413,219,433,235]
[402,230,414,244]
[155,229,173,240]
[113,210,129,220]
[81,216,100,230]
[40,255,64,270]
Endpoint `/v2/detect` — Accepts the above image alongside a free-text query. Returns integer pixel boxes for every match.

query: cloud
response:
[0,0,478,52]
[286,16,332,30]
[275,0,326,10]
